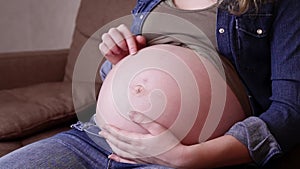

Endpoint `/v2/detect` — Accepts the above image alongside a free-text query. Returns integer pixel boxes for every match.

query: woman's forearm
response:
[178,135,252,169]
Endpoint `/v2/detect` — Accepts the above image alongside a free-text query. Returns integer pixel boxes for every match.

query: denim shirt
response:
[100,0,300,166]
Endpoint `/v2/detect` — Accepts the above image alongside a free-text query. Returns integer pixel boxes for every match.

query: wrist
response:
[174,144,204,169]
[158,144,193,169]
[174,136,253,169]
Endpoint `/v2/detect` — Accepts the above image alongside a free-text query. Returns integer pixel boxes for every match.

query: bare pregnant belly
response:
[96,44,247,145]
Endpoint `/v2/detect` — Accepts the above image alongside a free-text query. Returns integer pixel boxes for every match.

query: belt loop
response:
[70,121,85,131]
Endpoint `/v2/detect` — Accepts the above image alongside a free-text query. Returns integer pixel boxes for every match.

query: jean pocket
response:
[234,13,273,70]
[236,13,273,38]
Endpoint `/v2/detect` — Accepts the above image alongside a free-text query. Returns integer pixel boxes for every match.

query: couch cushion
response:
[0,125,72,157]
[0,49,68,90]
[64,0,136,81]
[0,141,22,157]
[0,82,75,140]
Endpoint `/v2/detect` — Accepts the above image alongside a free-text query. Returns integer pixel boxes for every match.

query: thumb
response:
[108,154,137,164]
[135,35,147,49]
[128,111,167,135]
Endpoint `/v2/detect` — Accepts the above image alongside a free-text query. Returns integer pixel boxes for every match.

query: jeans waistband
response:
[71,114,113,153]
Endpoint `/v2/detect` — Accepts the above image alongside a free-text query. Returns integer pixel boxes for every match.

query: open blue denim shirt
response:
[100,0,300,166]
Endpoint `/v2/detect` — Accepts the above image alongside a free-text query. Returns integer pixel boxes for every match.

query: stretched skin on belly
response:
[96,44,247,145]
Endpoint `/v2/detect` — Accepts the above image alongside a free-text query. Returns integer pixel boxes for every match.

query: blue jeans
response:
[0,120,173,169]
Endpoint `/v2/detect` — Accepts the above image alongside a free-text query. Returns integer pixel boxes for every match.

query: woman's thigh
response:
[0,129,108,169]
[0,129,173,169]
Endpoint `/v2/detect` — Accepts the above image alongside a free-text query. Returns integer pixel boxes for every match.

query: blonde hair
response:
[220,0,272,15]
[238,0,261,13]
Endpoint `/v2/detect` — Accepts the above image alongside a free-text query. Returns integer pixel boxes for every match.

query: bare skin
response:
[173,0,218,10]
[99,24,146,64]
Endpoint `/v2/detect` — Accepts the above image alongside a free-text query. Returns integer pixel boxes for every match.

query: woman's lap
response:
[0,129,172,169]
[0,130,92,169]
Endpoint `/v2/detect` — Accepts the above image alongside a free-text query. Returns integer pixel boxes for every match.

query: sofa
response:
[0,0,136,157]
[0,0,299,168]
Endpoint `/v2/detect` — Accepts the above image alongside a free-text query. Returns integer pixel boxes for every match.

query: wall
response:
[0,0,81,53]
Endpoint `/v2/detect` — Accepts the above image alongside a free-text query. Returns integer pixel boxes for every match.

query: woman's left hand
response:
[99,111,188,168]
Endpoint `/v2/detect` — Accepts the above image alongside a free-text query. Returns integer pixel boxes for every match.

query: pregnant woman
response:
[98,0,300,168]
[0,0,298,168]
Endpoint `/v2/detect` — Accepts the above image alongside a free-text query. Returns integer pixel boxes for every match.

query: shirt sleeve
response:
[225,117,282,166]
[100,60,112,81]
[228,0,300,166]
[259,0,300,152]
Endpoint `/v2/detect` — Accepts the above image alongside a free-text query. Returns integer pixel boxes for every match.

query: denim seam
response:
[50,136,101,168]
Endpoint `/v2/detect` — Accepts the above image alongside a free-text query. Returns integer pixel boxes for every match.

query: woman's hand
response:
[99,111,252,169]
[99,24,146,65]
[99,111,189,168]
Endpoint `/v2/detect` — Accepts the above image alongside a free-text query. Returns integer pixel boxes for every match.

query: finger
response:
[129,111,167,135]
[135,35,147,49]
[108,154,137,164]
[101,33,121,55]
[117,24,137,55]
[105,138,138,159]
[99,42,114,57]
[101,125,146,144]
[100,126,166,159]
[108,28,128,52]
[102,124,180,162]
[108,144,147,164]
[99,43,121,64]
[99,129,135,151]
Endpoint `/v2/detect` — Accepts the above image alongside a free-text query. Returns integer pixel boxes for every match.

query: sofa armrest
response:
[0,49,69,90]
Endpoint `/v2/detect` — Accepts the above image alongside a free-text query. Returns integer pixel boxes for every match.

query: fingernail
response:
[130,49,137,55]
[108,154,120,162]
[129,111,143,123]
[98,131,103,136]
[130,52,137,56]
[98,131,106,137]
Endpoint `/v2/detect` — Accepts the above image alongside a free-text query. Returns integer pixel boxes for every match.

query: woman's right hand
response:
[99,24,146,65]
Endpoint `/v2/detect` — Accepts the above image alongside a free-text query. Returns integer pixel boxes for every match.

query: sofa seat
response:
[0,82,76,156]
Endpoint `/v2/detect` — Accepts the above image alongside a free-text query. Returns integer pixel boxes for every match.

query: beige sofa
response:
[0,0,136,157]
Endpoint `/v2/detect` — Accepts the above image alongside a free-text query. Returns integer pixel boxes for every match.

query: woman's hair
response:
[220,0,273,15]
